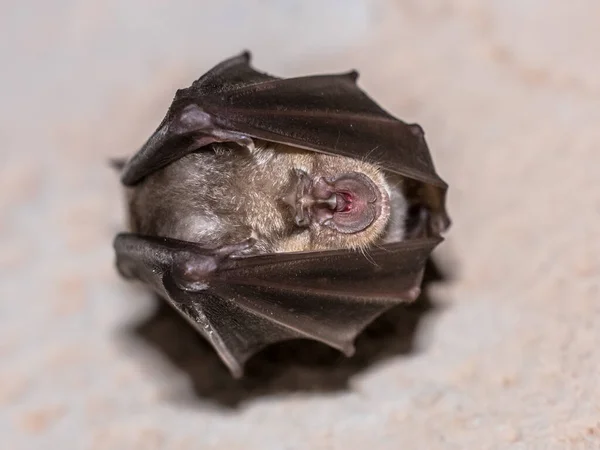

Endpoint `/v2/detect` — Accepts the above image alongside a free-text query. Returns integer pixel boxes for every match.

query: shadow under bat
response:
[123,258,450,408]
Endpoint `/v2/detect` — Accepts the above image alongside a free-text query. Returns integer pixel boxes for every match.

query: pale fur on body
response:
[127,141,408,255]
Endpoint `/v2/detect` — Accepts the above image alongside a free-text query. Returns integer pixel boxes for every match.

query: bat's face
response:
[281,152,391,251]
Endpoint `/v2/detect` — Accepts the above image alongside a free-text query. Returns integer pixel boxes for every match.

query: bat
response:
[113,51,450,378]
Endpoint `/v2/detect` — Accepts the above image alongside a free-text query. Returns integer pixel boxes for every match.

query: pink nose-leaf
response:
[311,173,381,234]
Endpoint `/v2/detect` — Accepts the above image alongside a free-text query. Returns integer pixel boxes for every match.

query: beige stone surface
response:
[1,1,598,449]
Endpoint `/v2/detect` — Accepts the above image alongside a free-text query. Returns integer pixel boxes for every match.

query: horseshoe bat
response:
[113,51,450,377]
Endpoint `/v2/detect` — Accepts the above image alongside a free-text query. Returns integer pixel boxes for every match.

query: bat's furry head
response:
[303,153,393,252]
[251,143,398,253]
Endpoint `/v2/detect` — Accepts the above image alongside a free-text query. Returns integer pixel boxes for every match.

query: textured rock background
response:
[1,1,599,449]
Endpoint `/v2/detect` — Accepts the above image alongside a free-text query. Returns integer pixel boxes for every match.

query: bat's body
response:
[114,52,450,377]
[128,141,409,255]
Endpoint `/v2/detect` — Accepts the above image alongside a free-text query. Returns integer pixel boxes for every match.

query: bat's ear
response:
[120,104,253,186]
